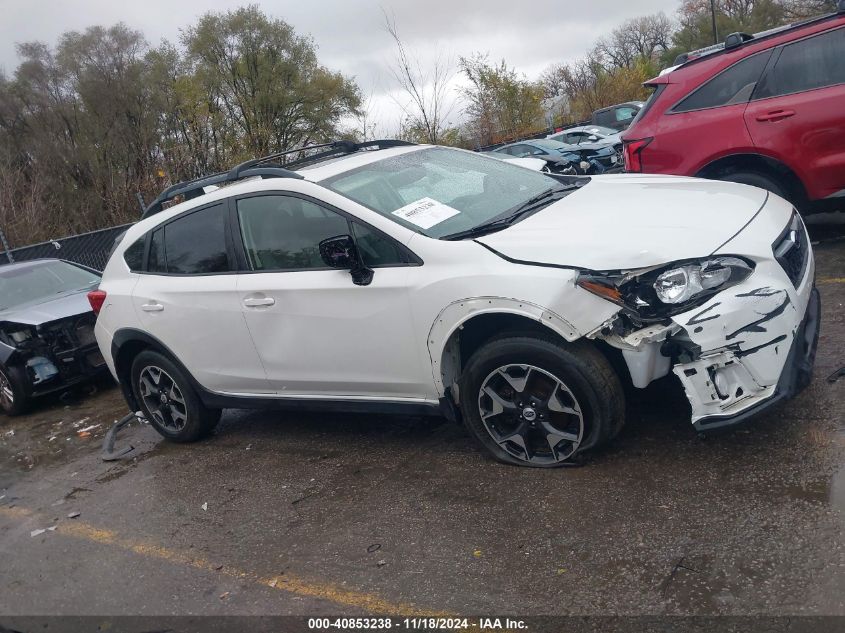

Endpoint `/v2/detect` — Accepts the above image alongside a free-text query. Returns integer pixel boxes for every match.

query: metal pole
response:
[0,223,13,264]
[711,0,719,45]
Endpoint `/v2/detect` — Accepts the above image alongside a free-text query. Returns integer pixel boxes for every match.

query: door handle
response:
[243,297,275,308]
[141,302,164,312]
[756,109,795,122]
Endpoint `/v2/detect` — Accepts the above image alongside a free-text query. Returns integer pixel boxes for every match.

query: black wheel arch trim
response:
[695,152,809,205]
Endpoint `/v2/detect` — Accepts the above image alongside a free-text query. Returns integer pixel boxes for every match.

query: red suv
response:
[623,4,845,214]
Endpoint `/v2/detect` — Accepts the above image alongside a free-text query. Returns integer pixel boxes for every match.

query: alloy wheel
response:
[138,365,188,431]
[478,364,584,465]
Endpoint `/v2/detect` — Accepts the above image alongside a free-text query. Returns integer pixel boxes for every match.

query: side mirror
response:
[588,135,598,142]
[318,234,373,286]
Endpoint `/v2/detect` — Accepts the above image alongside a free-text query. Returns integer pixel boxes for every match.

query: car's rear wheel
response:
[0,365,28,416]
[459,335,625,467]
[130,350,220,442]
[718,171,788,201]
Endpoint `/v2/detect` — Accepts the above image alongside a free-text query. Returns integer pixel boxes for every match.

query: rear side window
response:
[163,204,230,274]
[756,28,845,98]
[123,237,144,271]
[674,51,771,112]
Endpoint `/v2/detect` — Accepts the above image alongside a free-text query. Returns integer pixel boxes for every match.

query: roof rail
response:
[141,139,416,219]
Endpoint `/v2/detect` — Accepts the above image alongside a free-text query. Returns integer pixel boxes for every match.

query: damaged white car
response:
[92,141,820,467]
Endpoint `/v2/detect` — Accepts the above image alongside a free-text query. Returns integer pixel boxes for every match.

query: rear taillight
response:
[87,290,107,316]
[623,137,653,173]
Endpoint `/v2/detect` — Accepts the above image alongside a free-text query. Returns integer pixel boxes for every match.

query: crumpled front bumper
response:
[683,285,819,431]
[667,243,817,430]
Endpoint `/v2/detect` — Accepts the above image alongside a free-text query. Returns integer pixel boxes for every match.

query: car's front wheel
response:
[130,350,221,442]
[459,335,625,467]
[0,364,29,416]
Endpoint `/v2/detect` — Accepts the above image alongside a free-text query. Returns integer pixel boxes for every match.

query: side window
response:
[164,204,230,274]
[614,106,638,123]
[237,196,349,271]
[351,223,407,267]
[148,228,166,273]
[123,237,144,271]
[757,28,845,98]
[674,51,772,112]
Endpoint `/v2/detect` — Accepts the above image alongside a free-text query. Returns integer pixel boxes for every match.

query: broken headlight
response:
[577,256,754,320]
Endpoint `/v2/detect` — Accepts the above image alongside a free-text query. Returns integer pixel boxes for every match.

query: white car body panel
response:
[93,145,816,432]
[236,266,430,399]
[132,273,270,393]
[475,174,768,270]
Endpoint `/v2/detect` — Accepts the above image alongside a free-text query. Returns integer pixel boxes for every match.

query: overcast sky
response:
[0,0,681,132]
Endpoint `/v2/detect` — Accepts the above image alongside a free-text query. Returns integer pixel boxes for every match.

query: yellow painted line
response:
[818,277,845,284]
[0,505,447,617]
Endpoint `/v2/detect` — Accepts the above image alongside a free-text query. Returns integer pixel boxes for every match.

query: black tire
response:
[130,350,221,442]
[718,171,789,201]
[459,334,625,468]
[0,364,29,416]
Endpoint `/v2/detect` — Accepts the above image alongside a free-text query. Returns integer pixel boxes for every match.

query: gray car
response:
[0,259,106,415]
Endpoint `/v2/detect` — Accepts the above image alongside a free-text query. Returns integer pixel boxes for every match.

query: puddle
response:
[784,481,830,503]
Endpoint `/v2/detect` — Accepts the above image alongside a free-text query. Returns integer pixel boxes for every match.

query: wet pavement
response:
[0,219,843,618]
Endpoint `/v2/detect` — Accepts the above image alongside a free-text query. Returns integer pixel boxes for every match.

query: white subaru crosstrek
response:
[90,140,819,467]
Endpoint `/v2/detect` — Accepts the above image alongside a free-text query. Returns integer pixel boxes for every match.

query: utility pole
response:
[0,223,13,264]
[711,0,719,45]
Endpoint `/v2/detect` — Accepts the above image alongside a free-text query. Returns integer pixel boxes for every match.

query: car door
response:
[232,192,429,399]
[132,203,271,394]
[745,26,845,200]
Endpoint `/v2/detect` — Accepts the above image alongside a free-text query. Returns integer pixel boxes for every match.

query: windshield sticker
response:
[391,197,460,229]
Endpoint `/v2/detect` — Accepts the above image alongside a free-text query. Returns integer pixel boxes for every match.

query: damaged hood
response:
[0,291,93,326]
[476,174,768,270]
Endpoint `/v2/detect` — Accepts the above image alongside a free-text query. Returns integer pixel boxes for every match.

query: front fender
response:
[426,297,581,396]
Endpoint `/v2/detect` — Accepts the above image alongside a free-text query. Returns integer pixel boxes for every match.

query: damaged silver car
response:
[0,259,106,415]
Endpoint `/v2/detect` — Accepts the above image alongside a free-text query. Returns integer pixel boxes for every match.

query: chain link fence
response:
[0,223,134,272]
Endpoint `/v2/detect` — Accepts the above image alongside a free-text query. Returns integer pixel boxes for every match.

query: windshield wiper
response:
[443,186,576,241]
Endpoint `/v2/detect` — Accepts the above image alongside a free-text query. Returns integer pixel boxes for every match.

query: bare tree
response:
[383,11,455,144]
[595,13,674,70]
